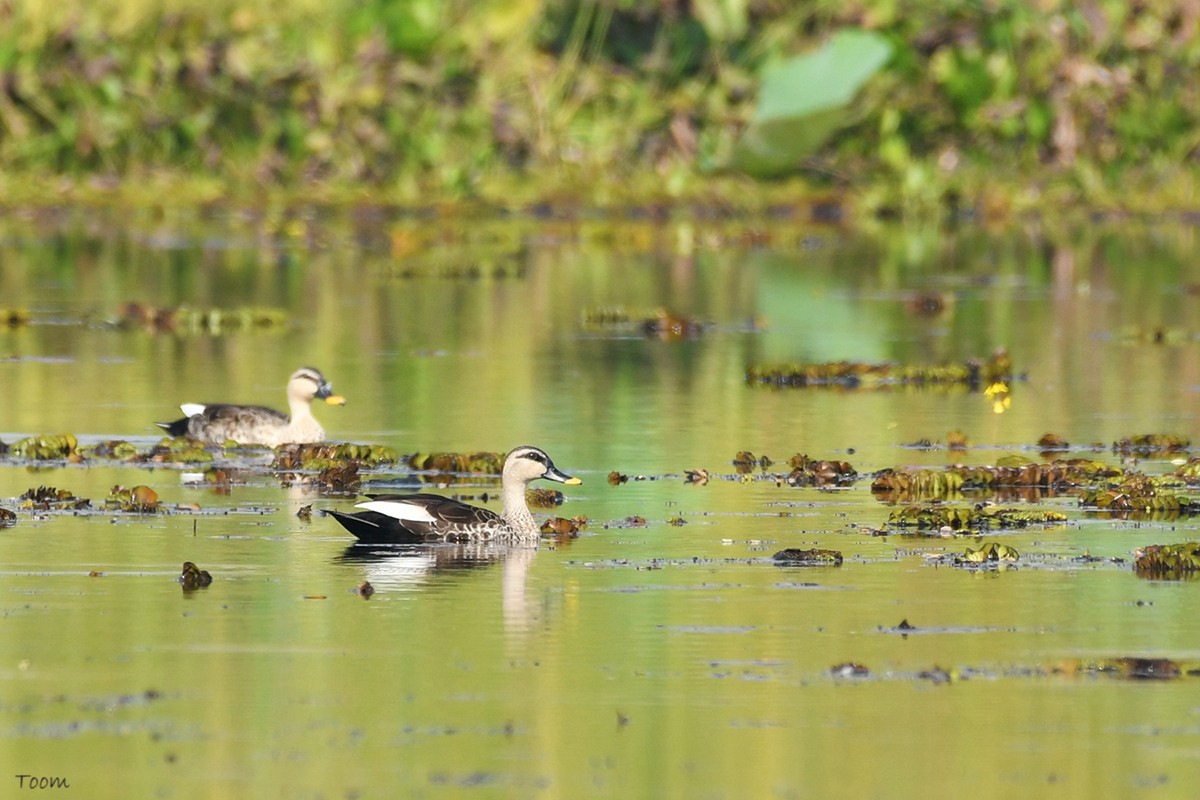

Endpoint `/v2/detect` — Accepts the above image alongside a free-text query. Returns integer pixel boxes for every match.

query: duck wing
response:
[355,493,503,539]
[188,404,289,445]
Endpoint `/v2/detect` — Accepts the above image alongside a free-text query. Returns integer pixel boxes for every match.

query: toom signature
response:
[15,775,69,789]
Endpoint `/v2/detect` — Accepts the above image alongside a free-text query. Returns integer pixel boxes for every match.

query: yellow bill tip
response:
[564,477,582,486]
[325,395,347,406]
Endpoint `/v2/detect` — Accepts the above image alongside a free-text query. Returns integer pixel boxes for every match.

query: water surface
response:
[2,211,1200,798]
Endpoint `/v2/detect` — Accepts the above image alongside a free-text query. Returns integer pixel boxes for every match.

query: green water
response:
[2,212,1200,798]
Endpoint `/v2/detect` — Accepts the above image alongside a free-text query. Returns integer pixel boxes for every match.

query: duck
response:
[156,366,346,447]
[326,445,581,545]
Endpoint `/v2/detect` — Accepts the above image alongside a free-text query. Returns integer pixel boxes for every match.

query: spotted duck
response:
[326,445,581,545]
[157,366,346,447]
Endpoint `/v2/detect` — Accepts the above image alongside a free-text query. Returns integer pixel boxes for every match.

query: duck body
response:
[157,366,345,447]
[328,445,581,545]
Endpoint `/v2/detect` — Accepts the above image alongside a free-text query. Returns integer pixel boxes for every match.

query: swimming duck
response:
[326,445,581,545]
[156,366,346,447]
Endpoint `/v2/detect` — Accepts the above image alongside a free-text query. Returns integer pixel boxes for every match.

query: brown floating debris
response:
[179,561,212,591]
[356,581,375,599]
[116,302,288,334]
[684,468,709,485]
[0,508,16,527]
[2,308,31,327]
[607,471,628,485]
[296,505,313,521]
[772,548,843,566]
[583,307,708,340]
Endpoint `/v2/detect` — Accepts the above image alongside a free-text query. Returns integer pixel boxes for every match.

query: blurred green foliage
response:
[2,1,1199,212]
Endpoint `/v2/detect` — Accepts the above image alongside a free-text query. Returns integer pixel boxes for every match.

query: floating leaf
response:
[1038,433,1069,450]
[888,505,1066,531]
[82,440,141,460]
[958,542,1020,564]
[607,471,628,485]
[9,434,79,460]
[1133,542,1200,580]
[540,516,586,537]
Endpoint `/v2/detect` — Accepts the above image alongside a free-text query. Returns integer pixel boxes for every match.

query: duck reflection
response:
[337,543,538,630]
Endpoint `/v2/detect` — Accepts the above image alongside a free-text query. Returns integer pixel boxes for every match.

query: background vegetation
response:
[3,0,1200,216]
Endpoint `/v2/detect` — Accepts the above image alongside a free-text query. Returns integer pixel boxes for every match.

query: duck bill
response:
[545,465,582,485]
[324,394,347,406]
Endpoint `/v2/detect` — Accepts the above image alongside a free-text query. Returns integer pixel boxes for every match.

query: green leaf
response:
[732,29,893,177]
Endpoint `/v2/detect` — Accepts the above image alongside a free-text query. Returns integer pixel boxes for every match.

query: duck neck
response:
[501,482,536,536]
[285,398,323,440]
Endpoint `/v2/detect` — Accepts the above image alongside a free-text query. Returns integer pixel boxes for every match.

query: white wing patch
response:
[180,403,206,417]
[355,500,439,524]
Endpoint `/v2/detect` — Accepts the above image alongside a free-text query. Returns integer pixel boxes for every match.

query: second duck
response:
[157,366,346,447]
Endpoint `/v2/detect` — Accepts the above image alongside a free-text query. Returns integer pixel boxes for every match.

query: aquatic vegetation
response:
[0,507,16,526]
[771,548,843,566]
[115,302,289,335]
[8,434,79,461]
[745,350,1014,390]
[106,485,159,513]
[18,486,90,511]
[958,542,1020,564]
[783,454,857,487]
[274,442,400,471]
[407,451,504,475]
[81,440,142,460]
[179,561,212,592]
[1133,542,1200,580]
[873,459,1122,502]
[144,438,215,464]
[1112,434,1190,456]
[887,505,1067,531]
[1078,476,1199,514]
